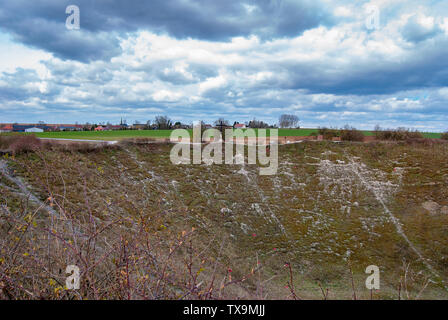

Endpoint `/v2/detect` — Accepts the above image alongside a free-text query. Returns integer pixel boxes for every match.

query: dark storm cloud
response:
[0,0,331,62]
[280,35,448,95]
[0,1,121,62]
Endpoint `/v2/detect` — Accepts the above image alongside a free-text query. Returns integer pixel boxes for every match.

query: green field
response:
[2,128,441,140]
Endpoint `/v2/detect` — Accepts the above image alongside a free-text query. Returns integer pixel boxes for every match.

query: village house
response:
[0,124,13,132]
[132,123,147,130]
[233,123,246,129]
[107,125,122,130]
[57,124,83,131]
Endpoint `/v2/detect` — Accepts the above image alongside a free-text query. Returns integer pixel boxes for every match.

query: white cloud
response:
[0,34,51,76]
[334,6,352,17]
[152,90,183,102]
[198,75,227,94]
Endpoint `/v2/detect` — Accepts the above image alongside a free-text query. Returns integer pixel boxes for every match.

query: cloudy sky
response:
[0,0,447,131]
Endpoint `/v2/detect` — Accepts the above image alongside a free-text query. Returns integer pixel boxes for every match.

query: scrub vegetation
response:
[1,136,448,299]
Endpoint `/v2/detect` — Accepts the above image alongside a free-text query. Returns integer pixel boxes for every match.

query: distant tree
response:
[83,122,90,131]
[214,118,230,126]
[173,121,183,129]
[248,118,269,128]
[279,114,299,128]
[155,115,172,130]
[373,124,382,138]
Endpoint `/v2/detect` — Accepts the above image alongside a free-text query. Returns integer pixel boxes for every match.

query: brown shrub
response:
[0,135,10,150]
[404,137,448,146]
[318,127,340,140]
[340,125,364,142]
[42,141,117,153]
[1,135,41,154]
[374,127,424,141]
[441,132,448,140]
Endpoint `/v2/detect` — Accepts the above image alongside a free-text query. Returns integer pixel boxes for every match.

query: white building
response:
[25,127,44,133]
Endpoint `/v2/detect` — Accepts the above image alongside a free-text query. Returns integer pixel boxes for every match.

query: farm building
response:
[0,124,13,132]
[58,125,79,131]
[132,123,146,130]
[94,126,105,131]
[234,123,246,129]
[13,124,50,132]
[107,125,121,130]
[25,127,44,133]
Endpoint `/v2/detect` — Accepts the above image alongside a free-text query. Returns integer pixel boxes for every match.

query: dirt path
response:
[346,157,447,290]
[0,159,58,217]
[38,138,118,145]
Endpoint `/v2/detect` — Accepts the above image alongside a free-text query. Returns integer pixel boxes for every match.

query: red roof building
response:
[0,124,13,132]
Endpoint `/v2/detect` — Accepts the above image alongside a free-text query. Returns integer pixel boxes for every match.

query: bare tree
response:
[248,118,269,128]
[279,114,299,128]
[213,118,230,126]
[154,116,173,130]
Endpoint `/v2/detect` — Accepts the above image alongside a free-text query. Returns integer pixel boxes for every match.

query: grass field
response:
[3,128,442,140]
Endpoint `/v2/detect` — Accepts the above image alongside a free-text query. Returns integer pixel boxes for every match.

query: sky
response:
[0,0,447,131]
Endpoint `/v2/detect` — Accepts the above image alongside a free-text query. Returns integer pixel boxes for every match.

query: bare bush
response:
[0,135,41,155]
[374,126,424,141]
[318,127,339,140]
[43,141,115,153]
[340,125,364,142]
[441,132,448,140]
[118,138,158,146]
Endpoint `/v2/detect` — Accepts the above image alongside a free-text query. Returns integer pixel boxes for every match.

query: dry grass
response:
[441,132,448,140]
[340,126,365,142]
[0,135,41,155]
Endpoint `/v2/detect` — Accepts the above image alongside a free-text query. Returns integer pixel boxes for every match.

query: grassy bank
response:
[1,138,448,299]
